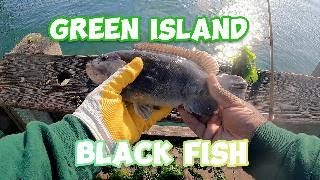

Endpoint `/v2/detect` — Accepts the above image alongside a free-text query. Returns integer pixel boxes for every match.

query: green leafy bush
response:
[98,163,226,180]
[231,46,258,84]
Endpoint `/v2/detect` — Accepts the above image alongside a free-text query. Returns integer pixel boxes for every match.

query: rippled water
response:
[0,0,319,74]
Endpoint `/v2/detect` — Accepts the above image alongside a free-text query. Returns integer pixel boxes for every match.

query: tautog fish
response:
[86,43,247,123]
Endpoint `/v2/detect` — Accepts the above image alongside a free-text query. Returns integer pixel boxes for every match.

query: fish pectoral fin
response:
[133,103,153,120]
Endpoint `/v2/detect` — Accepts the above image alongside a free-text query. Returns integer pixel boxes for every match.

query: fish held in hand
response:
[86,43,247,123]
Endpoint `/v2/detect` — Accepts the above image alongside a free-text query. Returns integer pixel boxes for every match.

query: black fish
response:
[86,43,247,123]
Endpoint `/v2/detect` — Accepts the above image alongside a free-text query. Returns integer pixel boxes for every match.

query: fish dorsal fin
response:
[134,43,219,74]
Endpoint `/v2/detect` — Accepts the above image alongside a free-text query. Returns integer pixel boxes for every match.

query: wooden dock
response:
[0,33,319,180]
[0,33,319,137]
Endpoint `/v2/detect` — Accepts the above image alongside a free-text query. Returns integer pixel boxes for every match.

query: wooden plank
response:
[163,69,320,136]
[0,51,319,135]
[154,120,320,138]
[158,114,320,137]
[219,66,320,126]
[0,33,62,129]
[0,53,94,112]
[248,71,320,123]
[144,125,197,137]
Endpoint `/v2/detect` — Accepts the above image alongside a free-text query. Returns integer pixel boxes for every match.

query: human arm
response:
[0,57,172,179]
[179,74,320,179]
[244,122,320,179]
[0,115,99,179]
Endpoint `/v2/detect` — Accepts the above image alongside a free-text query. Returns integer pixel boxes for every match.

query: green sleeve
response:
[0,114,101,179]
[244,122,320,179]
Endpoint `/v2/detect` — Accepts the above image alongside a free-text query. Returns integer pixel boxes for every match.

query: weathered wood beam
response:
[0,53,95,112]
[220,66,320,134]
[155,114,320,137]
[0,33,62,130]
[148,119,320,137]
[0,50,319,135]
[144,125,197,137]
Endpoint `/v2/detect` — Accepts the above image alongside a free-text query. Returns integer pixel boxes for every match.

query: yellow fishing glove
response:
[73,57,172,152]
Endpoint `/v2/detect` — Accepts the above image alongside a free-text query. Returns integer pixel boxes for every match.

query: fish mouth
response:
[177,105,209,122]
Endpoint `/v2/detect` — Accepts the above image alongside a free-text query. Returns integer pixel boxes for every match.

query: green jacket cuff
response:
[243,122,297,179]
[49,114,100,177]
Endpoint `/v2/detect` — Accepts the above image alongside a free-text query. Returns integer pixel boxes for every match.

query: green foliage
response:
[188,168,203,180]
[231,46,258,84]
[156,162,184,180]
[131,166,145,180]
[100,163,183,180]
[108,170,131,180]
[99,161,226,180]
[101,167,130,180]
[211,167,226,180]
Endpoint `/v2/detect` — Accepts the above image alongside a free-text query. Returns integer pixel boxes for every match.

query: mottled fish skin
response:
[86,50,247,123]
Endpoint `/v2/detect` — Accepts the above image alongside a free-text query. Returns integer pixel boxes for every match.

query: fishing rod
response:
[267,0,274,121]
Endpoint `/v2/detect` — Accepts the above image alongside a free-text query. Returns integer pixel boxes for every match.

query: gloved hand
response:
[73,57,172,152]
